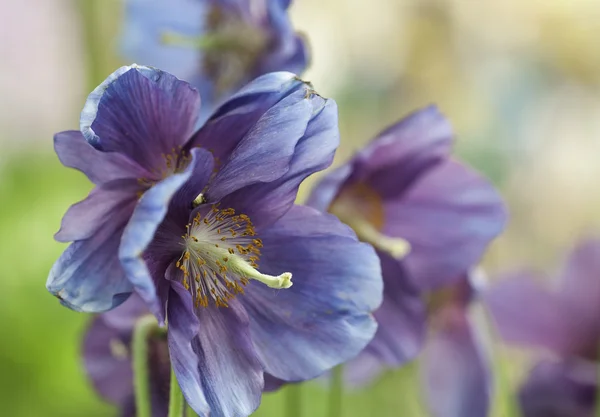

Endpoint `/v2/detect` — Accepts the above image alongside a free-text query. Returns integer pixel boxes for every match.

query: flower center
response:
[176,204,292,308]
[330,183,411,259]
[137,147,191,192]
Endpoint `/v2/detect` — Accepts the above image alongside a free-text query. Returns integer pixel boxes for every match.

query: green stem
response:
[285,383,302,417]
[328,366,343,417]
[78,0,103,92]
[168,368,186,417]
[132,315,159,417]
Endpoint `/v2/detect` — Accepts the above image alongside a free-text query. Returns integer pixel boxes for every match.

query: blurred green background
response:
[1,0,600,416]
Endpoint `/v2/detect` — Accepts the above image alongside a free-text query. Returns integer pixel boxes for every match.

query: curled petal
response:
[119,148,214,322]
[189,72,305,160]
[219,98,339,229]
[47,220,133,313]
[241,205,382,381]
[82,65,200,171]
[354,105,453,199]
[207,87,313,201]
[167,284,264,417]
[54,130,148,185]
[55,180,139,243]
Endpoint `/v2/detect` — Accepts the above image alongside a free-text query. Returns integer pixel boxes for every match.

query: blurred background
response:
[1,0,600,415]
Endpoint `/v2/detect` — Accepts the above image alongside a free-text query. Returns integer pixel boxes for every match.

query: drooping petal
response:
[352,105,453,199]
[82,65,200,171]
[219,97,339,229]
[420,307,491,417]
[189,72,305,160]
[483,272,589,357]
[363,251,426,367]
[519,360,596,417]
[119,148,214,322]
[54,130,149,185]
[55,180,139,242]
[206,87,313,201]
[385,159,507,291]
[167,284,264,417]
[47,219,133,313]
[557,239,600,331]
[240,205,382,381]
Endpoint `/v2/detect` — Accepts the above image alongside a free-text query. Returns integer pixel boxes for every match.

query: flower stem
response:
[328,366,343,417]
[132,315,159,417]
[169,368,186,417]
[285,383,302,417]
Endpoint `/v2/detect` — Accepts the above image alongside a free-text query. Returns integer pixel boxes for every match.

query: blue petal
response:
[47,219,133,313]
[55,180,139,242]
[420,307,492,417]
[54,130,148,185]
[206,87,313,201]
[364,251,426,366]
[305,164,352,211]
[189,72,304,159]
[119,148,214,322]
[167,284,264,417]
[385,159,507,291]
[353,105,454,199]
[218,97,339,229]
[81,65,200,171]
[120,0,205,83]
[240,205,382,381]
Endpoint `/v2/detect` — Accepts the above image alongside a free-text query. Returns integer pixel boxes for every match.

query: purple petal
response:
[167,284,264,417]
[385,159,507,291]
[519,360,596,417]
[82,65,200,171]
[240,205,382,381]
[47,216,133,313]
[206,87,313,201]
[54,131,148,185]
[420,307,491,417]
[263,374,287,393]
[557,239,600,331]
[55,180,139,243]
[189,72,304,160]
[364,251,426,366]
[483,272,589,357]
[218,98,339,229]
[83,295,171,417]
[343,353,386,388]
[119,148,214,322]
[121,0,205,86]
[353,105,453,199]
[305,164,353,212]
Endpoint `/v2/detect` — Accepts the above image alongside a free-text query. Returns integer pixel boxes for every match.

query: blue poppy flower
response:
[121,0,308,123]
[306,106,507,417]
[50,64,383,417]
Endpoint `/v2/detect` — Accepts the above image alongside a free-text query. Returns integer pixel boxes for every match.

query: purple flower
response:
[50,64,383,416]
[518,359,596,417]
[484,239,600,359]
[307,106,506,417]
[83,295,170,417]
[121,0,307,123]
